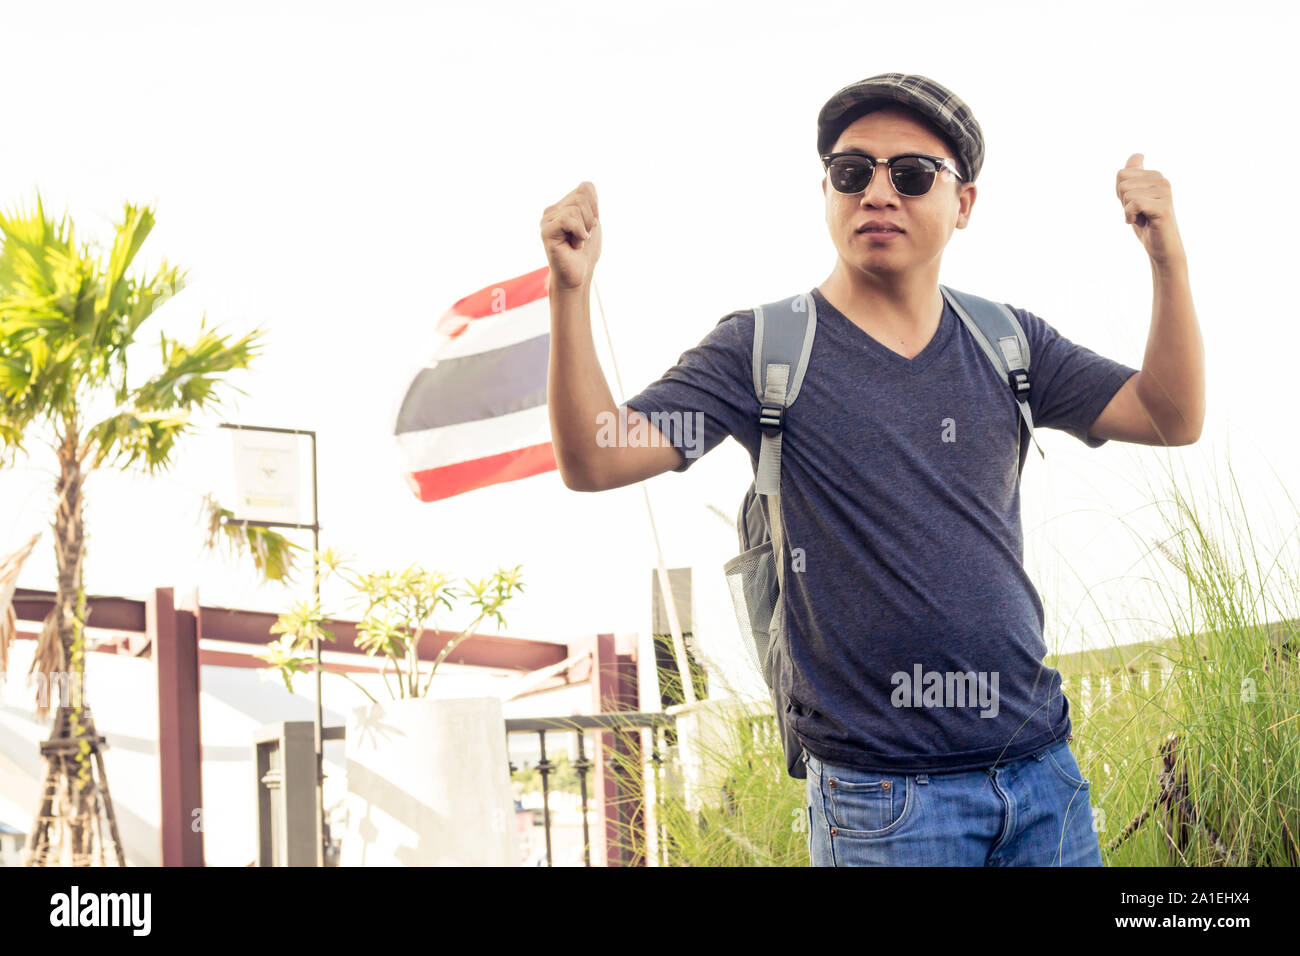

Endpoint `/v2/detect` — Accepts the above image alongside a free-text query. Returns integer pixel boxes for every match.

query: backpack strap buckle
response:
[1007,368,1030,399]
[758,403,784,435]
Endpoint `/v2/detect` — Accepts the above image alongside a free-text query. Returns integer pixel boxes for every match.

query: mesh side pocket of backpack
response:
[723,539,779,684]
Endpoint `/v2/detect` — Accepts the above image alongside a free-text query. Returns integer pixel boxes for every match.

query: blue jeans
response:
[805,740,1104,866]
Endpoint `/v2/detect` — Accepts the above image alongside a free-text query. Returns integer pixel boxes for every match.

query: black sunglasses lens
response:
[828,158,873,193]
[890,157,938,196]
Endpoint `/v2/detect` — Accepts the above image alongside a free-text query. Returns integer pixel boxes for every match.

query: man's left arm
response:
[1087,153,1206,446]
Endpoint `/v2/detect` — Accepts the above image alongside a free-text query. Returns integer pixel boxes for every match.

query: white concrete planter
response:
[341,696,518,866]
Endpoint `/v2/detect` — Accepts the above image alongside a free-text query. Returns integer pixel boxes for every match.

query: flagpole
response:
[590,279,696,709]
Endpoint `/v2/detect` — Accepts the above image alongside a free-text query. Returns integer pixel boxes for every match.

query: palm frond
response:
[123,261,186,342]
[0,532,42,680]
[97,204,155,320]
[83,409,192,473]
[199,493,301,584]
[132,326,263,413]
[28,612,65,722]
[0,193,74,297]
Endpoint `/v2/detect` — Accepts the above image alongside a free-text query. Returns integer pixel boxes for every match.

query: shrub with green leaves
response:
[261,547,523,701]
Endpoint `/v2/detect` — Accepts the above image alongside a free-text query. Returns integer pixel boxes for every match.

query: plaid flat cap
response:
[817,73,985,183]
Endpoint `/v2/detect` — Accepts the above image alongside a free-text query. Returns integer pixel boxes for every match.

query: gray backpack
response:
[722,285,1046,779]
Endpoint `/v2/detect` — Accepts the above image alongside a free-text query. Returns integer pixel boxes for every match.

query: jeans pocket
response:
[1044,743,1090,789]
[825,765,912,837]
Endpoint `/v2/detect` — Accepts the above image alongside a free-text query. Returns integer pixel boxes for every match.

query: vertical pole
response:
[537,730,553,867]
[655,724,666,867]
[220,422,324,865]
[310,431,324,868]
[591,280,694,704]
[575,732,591,867]
[636,629,660,867]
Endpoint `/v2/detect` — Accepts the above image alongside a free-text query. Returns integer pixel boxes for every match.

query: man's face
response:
[822,107,977,277]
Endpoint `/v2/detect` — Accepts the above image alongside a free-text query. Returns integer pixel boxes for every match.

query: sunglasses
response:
[821,151,965,198]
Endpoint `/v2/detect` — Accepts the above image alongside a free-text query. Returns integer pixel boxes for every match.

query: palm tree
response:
[0,194,265,864]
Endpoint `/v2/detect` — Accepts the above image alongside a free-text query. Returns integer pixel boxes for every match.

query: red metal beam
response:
[13,587,568,672]
[13,589,146,632]
[10,631,565,680]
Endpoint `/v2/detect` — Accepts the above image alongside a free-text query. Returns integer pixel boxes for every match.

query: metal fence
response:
[505,711,677,867]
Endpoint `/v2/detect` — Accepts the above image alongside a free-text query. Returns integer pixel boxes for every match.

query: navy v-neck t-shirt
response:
[624,286,1139,773]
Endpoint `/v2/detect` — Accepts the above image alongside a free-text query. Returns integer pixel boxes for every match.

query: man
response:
[540,73,1204,866]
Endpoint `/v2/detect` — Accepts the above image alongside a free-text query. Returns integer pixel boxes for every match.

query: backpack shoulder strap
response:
[940,285,1046,462]
[751,292,817,497]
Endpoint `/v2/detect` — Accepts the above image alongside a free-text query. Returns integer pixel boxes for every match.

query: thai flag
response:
[395,266,558,502]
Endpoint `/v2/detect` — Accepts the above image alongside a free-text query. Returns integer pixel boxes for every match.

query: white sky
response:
[2,0,1298,697]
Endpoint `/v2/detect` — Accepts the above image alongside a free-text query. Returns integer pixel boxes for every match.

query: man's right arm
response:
[542,183,684,492]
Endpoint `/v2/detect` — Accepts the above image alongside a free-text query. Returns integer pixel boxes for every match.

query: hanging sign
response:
[229,429,303,524]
